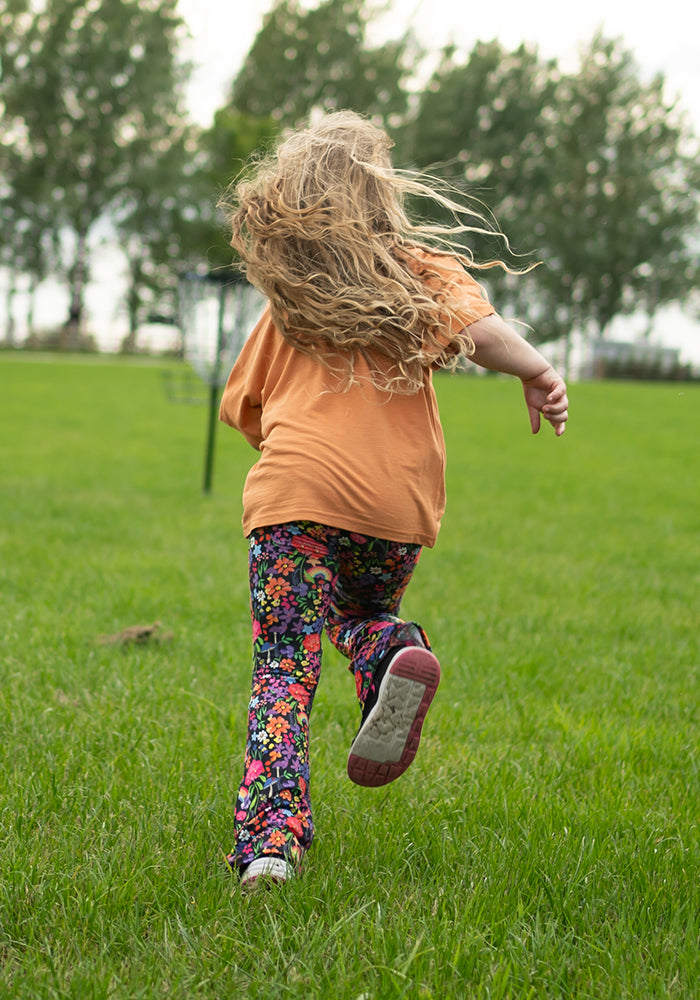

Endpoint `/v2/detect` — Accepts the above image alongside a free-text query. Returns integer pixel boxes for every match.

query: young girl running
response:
[218,110,568,887]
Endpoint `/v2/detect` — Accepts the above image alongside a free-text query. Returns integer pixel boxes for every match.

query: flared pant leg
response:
[325,531,429,711]
[229,522,428,871]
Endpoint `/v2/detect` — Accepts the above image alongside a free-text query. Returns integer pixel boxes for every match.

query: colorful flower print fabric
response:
[228,521,429,872]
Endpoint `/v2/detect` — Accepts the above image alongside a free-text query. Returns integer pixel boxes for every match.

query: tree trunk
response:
[26,274,38,336]
[122,254,143,353]
[61,230,89,350]
[4,270,17,347]
[562,329,572,382]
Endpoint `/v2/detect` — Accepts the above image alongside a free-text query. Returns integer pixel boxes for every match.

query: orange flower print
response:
[267,716,291,740]
[273,555,297,575]
[272,700,293,715]
[265,577,292,603]
[268,829,287,847]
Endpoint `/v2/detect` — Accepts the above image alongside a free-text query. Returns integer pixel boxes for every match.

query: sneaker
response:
[240,856,292,888]
[347,645,440,787]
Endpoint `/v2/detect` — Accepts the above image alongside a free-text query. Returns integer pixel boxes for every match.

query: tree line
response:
[1,0,698,354]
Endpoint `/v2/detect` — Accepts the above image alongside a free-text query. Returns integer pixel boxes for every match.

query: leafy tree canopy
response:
[406,33,700,344]
[231,0,414,128]
[1,0,191,332]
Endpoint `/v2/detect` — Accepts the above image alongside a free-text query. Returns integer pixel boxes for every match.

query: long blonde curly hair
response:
[220,110,508,393]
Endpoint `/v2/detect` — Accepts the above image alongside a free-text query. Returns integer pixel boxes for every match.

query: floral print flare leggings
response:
[228,521,428,872]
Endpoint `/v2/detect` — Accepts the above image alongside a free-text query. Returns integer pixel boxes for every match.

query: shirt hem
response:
[242,507,440,548]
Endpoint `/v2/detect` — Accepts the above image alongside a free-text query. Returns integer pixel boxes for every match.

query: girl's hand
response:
[521,367,569,437]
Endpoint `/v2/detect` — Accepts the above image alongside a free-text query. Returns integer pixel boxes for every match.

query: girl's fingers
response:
[543,390,568,414]
[546,384,567,403]
[547,409,568,431]
[544,403,568,417]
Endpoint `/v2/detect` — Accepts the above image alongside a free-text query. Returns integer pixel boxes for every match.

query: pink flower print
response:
[244,759,264,785]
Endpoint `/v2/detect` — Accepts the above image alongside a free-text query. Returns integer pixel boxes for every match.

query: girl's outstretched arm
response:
[462,314,569,437]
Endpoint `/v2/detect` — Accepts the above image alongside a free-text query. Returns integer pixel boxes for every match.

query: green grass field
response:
[1,354,698,999]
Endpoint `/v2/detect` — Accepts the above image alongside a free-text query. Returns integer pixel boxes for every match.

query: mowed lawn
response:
[1,354,698,999]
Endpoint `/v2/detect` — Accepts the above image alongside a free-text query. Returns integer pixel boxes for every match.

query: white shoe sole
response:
[240,856,292,887]
[347,646,440,787]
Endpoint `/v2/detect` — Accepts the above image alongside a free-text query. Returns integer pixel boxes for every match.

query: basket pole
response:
[202,282,227,494]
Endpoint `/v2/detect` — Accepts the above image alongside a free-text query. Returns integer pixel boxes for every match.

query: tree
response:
[538,34,700,347]
[403,40,560,330]
[2,0,191,343]
[0,0,56,343]
[114,110,279,350]
[114,126,202,348]
[198,108,279,269]
[0,155,58,343]
[404,35,700,358]
[230,0,414,128]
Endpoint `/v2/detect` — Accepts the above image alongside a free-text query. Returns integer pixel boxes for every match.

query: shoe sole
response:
[347,646,440,787]
[240,856,292,888]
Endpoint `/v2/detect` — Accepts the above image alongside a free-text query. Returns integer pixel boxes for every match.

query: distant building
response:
[532,331,690,381]
[582,339,682,380]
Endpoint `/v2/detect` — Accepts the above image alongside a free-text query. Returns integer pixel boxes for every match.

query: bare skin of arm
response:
[464,314,569,437]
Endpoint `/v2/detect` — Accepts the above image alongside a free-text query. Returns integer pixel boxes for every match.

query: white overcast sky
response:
[177,0,700,131]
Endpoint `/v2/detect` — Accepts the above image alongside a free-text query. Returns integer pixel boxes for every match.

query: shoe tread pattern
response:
[347,647,440,787]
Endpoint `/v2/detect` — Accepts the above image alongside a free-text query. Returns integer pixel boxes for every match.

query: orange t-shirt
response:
[219,254,494,547]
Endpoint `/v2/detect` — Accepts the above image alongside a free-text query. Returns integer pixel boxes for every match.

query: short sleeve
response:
[219,305,272,450]
[418,252,495,333]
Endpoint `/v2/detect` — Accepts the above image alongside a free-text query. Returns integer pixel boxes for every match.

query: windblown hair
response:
[220,110,509,393]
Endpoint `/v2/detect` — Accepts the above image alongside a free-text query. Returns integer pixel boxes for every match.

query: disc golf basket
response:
[172,269,264,493]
